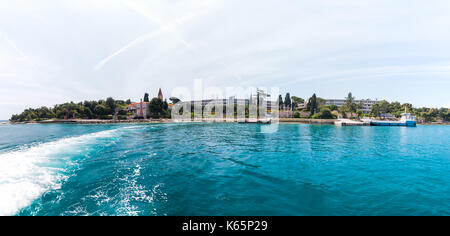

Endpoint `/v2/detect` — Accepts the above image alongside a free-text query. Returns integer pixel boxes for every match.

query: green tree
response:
[329,105,339,111]
[379,100,390,114]
[371,103,381,117]
[94,104,109,116]
[346,92,354,103]
[312,108,336,119]
[402,103,413,113]
[278,95,284,109]
[144,93,150,102]
[284,93,292,109]
[307,94,318,115]
[163,99,169,111]
[291,96,304,110]
[291,96,304,104]
[10,97,143,121]
[339,92,359,118]
[148,98,164,118]
[106,97,116,111]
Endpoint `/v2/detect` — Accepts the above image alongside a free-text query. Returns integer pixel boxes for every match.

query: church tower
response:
[158,88,163,100]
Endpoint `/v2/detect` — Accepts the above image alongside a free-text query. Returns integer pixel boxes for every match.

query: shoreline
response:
[4,118,449,125]
[3,118,336,125]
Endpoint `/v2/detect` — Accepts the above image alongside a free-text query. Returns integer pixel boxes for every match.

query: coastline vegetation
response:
[148,97,170,119]
[10,98,131,122]
[10,94,172,122]
[281,92,450,122]
[9,91,450,123]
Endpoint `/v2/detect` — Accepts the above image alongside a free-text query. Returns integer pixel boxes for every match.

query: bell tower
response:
[140,99,144,117]
[158,88,163,100]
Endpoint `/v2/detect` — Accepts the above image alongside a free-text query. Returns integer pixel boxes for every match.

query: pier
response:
[334,119,370,126]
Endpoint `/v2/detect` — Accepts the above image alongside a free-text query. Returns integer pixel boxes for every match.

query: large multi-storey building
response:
[325,99,379,114]
[182,97,279,111]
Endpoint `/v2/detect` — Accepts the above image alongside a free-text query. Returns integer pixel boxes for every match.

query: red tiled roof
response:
[126,102,150,107]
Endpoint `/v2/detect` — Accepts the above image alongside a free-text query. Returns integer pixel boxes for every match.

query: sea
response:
[0,123,449,216]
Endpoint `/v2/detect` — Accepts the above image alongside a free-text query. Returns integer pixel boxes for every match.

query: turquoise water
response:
[0,123,449,216]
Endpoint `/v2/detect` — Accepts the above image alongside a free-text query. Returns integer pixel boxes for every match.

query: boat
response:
[370,112,417,127]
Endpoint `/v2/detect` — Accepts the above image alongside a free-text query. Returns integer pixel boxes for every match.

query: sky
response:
[1,0,450,119]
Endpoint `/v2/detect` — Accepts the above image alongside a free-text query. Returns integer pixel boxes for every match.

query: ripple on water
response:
[3,123,450,216]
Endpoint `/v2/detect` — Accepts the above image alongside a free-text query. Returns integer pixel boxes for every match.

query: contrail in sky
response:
[94,0,196,71]
[0,31,35,67]
[94,30,164,71]
[94,0,245,84]
[122,0,196,50]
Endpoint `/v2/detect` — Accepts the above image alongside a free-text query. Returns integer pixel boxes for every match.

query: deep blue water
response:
[0,123,449,216]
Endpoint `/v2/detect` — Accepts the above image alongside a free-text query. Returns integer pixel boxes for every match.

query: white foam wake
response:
[0,129,118,216]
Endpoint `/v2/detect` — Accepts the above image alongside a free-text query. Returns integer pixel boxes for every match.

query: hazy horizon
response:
[1,0,450,119]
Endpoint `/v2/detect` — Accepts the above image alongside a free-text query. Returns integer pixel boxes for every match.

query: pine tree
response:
[346,92,354,103]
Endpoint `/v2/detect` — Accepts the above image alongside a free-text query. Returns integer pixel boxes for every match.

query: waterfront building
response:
[185,98,248,107]
[180,98,278,113]
[296,102,307,110]
[126,99,150,118]
[325,98,379,114]
[126,89,165,118]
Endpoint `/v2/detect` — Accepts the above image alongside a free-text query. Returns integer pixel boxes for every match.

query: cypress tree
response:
[284,93,291,109]
[278,95,283,109]
[310,94,317,115]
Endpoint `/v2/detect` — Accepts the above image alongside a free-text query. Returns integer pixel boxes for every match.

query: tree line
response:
[10,91,177,122]
[144,97,170,119]
[280,92,450,122]
[10,92,449,122]
[10,98,132,122]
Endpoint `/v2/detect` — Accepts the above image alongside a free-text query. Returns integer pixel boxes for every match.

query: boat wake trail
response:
[0,129,120,216]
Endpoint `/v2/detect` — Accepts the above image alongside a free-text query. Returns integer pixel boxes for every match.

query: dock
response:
[334,119,370,126]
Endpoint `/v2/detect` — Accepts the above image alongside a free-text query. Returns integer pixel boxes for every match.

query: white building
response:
[181,97,278,114]
[325,99,379,114]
